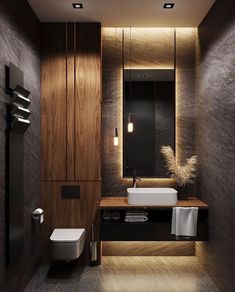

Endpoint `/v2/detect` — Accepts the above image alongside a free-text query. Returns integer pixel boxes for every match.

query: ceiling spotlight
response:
[163,3,175,9]
[72,3,83,9]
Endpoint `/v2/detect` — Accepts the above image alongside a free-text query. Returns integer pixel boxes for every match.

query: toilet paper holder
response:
[32,208,44,224]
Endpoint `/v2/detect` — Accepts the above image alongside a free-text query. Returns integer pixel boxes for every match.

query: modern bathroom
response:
[0,0,234,291]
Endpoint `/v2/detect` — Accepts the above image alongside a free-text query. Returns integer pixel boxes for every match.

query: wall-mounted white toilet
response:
[50,228,85,261]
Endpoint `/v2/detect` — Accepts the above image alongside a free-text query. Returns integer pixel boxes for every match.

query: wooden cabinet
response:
[41,24,67,181]
[41,23,101,181]
[75,23,101,181]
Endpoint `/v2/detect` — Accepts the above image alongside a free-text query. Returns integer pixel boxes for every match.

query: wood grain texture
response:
[41,181,101,263]
[80,181,101,262]
[41,23,101,181]
[75,23,101,181]
[41,24,67,181]
[66,23,76,181]
[99,196,208,209]
[102,241,195,256]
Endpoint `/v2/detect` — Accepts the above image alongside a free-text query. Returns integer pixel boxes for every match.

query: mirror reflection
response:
[123,69,175,178]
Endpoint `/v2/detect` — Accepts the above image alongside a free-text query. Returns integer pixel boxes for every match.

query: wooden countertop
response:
[99,196,208,209]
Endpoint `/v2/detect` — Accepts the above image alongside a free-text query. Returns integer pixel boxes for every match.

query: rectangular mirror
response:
[123,69,175,178]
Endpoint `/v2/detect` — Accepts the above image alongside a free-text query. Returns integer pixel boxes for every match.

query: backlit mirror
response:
[123,69,175,177]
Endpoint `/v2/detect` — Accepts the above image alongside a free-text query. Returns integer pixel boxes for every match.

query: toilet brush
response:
[90,223,97,263]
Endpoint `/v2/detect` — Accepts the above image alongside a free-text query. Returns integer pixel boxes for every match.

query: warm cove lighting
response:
[114,128,119,146]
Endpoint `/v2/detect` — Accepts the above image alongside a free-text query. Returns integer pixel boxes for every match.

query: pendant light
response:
[128,113,133,133]
[127,81,134,133]
[113,27,119,147]
[114,127,119,146]
[127,26,134,133]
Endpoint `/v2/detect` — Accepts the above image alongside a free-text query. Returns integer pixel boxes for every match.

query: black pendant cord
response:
[122,28,125,111]
[129,26,132,114]
[174,28,176,77]
[114,27,118,142]
[115,26,117,108]
[115,26,117,129]
[129,82,132,114]
[174,28,177,160]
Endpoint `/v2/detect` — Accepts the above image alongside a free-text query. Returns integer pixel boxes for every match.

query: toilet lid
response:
[50,228,85,243]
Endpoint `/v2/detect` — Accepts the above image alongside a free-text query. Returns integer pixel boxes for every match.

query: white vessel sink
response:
[127,188,177,206]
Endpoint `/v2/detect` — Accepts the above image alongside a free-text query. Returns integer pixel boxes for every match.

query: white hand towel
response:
[171,207,198,237]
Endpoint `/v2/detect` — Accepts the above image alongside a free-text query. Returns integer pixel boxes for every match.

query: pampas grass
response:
[161,145,197,187]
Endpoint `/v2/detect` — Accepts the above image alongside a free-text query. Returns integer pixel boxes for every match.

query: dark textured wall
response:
[195,0,235,291]
[102,28,197,196]
[0,0,41,291]
[155,81,175,177]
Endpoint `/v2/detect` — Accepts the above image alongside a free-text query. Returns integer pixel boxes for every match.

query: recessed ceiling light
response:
[163,3,175,9]
[72,3,83,9]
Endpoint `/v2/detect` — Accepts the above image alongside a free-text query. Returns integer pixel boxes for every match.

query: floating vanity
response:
[99,196,208,242]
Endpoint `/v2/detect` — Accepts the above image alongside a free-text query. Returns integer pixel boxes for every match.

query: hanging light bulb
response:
[113,127,119,146]
[113,28,119,147]
[127,113,134,133]
[127,27,134,134]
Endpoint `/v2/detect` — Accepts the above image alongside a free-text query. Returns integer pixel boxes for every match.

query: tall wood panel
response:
[66,23,76,181]
[41,23,102,264]
[41,23,101,182]
[41,24,67,181]
[75,23,102,181]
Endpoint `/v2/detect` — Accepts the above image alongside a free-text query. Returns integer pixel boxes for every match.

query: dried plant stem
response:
[161,146,197,187]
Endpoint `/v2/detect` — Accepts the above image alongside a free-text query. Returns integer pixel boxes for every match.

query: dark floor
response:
[25,256,219,292]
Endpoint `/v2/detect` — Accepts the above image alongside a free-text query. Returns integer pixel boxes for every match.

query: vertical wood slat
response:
[66,23,75,180]
[75,23,102,181]
[41,23,101,182]
[41,23,67,181]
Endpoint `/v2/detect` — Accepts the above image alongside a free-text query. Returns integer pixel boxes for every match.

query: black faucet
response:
[132,169,141,188]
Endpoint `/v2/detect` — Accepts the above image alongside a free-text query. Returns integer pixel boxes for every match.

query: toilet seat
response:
[50,228,85,243]
[50,228,85,261]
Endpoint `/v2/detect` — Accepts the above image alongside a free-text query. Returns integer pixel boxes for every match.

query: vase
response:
[177,185,189,200]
